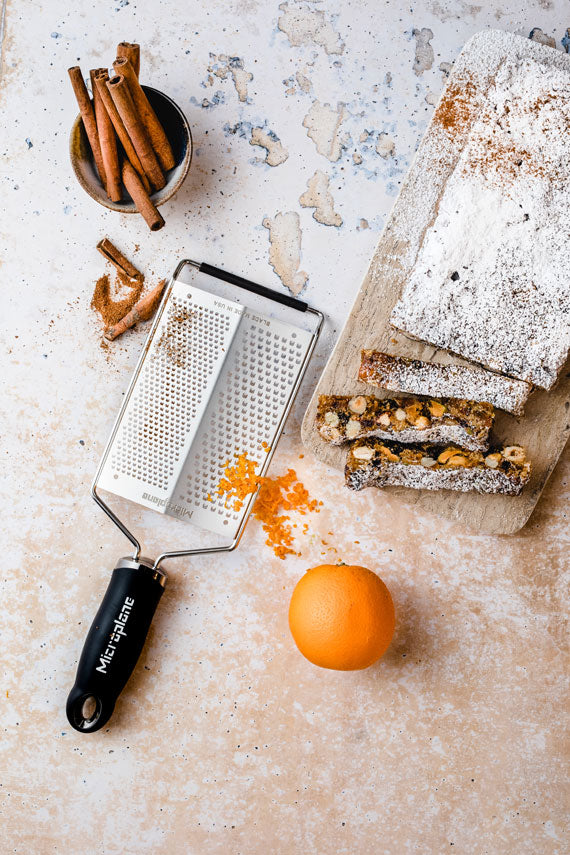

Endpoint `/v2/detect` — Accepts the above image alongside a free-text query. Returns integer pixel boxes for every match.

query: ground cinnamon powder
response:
[217,452,321,559]
[433,80,476,135]
[91,272,144,327]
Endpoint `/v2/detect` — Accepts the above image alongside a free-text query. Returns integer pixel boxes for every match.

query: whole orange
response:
[288,564,395,670]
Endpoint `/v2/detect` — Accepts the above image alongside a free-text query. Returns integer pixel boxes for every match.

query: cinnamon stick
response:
[113,57,175,171]
[94,70,151,194]
[68,66,107,190]
[122,160,165,231]
[107,74,165,191]
[105,279,166,340]
[96,237,143,282]
[91,68,122,202]
[116,42,140,77]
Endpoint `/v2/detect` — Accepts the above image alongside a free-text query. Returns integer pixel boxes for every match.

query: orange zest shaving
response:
[217,453,261,512]
[216,452,320,559]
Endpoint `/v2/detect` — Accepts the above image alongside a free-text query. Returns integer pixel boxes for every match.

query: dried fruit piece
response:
[447,454,468,467]
[438,448,456,464]
[428,400,446,418]
[378,445,399,462]
[404,402,421,421]
[414,415,430,430]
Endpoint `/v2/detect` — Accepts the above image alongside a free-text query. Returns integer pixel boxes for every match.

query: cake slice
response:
[345,440,530,496]
[359,351,531,416]
[317,394,494,452]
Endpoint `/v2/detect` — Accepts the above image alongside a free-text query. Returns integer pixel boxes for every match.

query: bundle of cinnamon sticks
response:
[68,42,176,232]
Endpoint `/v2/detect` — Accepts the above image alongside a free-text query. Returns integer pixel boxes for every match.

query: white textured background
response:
[1,1,568,853]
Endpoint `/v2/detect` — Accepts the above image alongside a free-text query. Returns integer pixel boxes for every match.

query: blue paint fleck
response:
[25,138,33,149]
[190,91,224,109]
[223,120,253,139]
[63,205,72,214]
[51,32,62,39]
[562,31,570,53]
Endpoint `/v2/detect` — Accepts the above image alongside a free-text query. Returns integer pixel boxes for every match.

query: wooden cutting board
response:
[301,30,570,535]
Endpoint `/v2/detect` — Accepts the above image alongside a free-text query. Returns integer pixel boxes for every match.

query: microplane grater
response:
[97,280,313,538]
[67,258,323,733]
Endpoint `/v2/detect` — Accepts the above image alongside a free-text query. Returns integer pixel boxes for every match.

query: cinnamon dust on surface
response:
[217,452,321,559]
[433,77,567,184]
[91,272,144,327]
[140,279,166,320]
[433,80,476,135]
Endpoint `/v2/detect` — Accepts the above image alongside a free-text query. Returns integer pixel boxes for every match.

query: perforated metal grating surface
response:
[97,279,313,539]
[180,312,310,535]
[109,292,237,490]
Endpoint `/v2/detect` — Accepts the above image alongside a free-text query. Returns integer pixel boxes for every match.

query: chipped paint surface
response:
[205,53,253,102]
[262,211,308,294]
[2,1,569,852]
[413,27,435,75]
[278,1,345,55]
[299,169,342,226]
[303,99,348,161]
[249,126,289,165]
[375,132,396,158]
[528,26,556,47]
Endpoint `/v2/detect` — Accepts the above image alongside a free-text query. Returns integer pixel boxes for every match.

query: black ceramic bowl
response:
[69,85,192,210]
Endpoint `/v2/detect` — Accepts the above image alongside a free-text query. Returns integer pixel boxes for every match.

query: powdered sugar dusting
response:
[359,351,531,415]
[346,459,526,496]
[391,56,570,389]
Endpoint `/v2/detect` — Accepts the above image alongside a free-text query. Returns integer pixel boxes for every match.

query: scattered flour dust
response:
[216,452,321,559]
[391,56,570,390]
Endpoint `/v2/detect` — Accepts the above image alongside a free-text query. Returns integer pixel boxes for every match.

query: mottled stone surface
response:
[1,0,568,852]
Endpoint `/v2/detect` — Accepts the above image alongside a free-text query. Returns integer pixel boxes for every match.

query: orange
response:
[288,564,395,670]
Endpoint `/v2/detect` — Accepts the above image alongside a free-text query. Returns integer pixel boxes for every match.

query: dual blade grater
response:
[67,259,323,732]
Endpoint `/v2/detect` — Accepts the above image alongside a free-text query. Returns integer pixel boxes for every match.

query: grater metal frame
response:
[91,258,324,570]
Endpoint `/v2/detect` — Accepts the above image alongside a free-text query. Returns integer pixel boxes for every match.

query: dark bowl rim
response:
[69,84,192,212]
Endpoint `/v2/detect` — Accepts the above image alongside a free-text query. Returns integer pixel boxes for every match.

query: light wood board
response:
[301,30,570,535]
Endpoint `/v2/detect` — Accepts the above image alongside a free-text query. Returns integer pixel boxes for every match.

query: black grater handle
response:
[66,559,166,733]
[198,261,309,312]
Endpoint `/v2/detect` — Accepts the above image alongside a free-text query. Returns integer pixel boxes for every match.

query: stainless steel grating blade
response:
[97,276,312,539]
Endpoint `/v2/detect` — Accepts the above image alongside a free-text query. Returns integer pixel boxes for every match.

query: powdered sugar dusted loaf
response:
[390,57,570,390]
[359,351,531,416]
[345,440,531,496]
